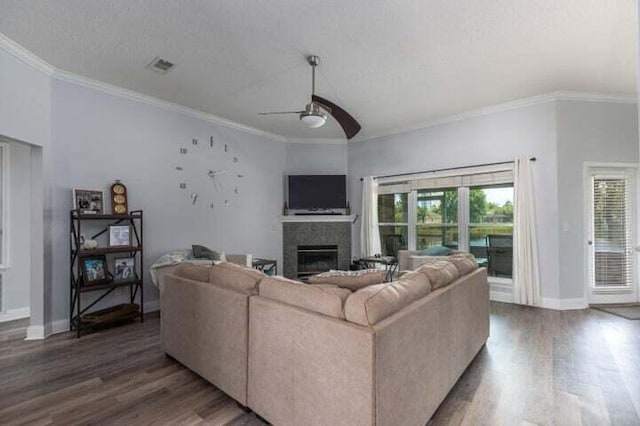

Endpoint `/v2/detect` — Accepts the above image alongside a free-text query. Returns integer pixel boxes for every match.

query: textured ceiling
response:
[0,0,637,140]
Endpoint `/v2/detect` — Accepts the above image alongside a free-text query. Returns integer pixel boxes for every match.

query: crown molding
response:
[352,90,637,143]
[0,32,287,143]
[52,69,288,142]
[2,33,636,145]
[285,138,348,145]
[0,32,54,75]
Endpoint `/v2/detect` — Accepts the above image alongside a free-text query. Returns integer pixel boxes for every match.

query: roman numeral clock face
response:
[111,182,128,214]
[175,137,245,209]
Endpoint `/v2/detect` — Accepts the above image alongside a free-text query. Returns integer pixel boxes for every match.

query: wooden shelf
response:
[80,278,142,293]
[70,209,144,337]
[77,246,142,257]
[72,211,142,220]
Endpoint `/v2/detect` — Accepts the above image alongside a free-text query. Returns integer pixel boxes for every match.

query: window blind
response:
[591,176,633,288]
[378,169,513,195]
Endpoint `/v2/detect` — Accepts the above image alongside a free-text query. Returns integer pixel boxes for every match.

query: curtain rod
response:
[360,157,536,181]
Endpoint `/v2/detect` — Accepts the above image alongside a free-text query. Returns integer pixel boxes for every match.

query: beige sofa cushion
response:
[416,261,459,290]
[448,253,478,276]
[344,271,431,326]
[208,261,266,295]
[172,263,211,283]
[259,276,351,319]
[307,269,387,290]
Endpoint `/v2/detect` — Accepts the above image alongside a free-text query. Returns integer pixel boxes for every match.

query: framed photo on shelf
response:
[72,189,104,214]
[113,257,135,282]
[81,256,109,286]
[109,225,131,247]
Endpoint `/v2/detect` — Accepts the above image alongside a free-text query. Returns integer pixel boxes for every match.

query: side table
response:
[252,258,277,276]
[357,256,398,282]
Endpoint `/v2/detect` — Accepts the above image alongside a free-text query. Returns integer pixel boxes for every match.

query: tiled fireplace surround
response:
[283,221,352,279]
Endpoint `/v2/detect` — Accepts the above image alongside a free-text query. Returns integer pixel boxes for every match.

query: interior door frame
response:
[583,162,639,305]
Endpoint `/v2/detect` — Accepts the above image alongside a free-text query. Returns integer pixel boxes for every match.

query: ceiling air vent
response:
[147,57,175,74]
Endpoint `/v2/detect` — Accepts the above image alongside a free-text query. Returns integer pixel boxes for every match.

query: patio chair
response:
[486,234,513,277]
[382,234,406,258]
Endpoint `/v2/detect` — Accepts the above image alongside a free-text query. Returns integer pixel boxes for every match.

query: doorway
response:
[585,164,639,304]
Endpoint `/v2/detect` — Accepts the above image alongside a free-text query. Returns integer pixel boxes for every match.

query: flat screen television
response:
[288,175,347,210]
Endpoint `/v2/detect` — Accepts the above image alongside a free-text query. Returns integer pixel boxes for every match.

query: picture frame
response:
[109,225,131,247]
[81,256,109,286]
[113,256,136,282]
[72,189,104,214]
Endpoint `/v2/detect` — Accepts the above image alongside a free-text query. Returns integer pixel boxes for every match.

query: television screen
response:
[288,175,347,210]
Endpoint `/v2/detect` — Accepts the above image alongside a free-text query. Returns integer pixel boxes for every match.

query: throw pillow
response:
[192,244,221,261]
[418,245,452,256]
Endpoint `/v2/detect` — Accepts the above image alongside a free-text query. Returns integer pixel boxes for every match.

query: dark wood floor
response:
[0,303,639,425]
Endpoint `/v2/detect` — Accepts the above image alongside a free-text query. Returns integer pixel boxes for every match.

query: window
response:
[378,193,408,256]
[377,167,514,280]
[468,185,513,278]
[416,189,458,250]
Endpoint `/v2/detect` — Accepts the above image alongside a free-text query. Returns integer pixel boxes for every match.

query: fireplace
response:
[283,220,351,279]
[297,245,338,279]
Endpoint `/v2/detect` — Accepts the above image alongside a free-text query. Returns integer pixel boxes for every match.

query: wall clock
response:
[175,138,245,209]
[110,180,128,214]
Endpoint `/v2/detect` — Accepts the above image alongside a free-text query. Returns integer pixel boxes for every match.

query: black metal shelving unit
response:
[70,210,144,337]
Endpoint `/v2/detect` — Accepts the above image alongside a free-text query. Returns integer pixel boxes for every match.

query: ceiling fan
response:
[259,55,361,139]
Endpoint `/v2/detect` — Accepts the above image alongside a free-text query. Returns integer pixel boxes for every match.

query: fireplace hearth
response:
[297,245,338,278]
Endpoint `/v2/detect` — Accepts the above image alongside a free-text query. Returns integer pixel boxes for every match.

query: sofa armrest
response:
[162,274,250,405]
[225,253,252,267]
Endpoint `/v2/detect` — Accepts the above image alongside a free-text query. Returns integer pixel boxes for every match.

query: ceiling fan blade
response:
[258,110,305,115]
[311,95,361,139]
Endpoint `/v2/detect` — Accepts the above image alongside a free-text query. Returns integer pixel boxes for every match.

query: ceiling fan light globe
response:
[299,112,327,128]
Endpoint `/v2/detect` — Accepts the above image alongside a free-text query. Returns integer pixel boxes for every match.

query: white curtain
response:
[360,176,382,257]
[513,157,541,306]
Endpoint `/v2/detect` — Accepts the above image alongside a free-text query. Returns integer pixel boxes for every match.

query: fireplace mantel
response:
[280,215,356,223]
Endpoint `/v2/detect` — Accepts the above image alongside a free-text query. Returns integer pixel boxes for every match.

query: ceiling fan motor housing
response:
[299,102,327,128]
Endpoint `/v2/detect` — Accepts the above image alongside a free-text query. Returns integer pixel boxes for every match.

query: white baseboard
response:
[0,307,30,323]
[490,290,514,303]
[490,283,587,310]
[540,297,588,310]
[45,299,160,337]
[25,325,45,340]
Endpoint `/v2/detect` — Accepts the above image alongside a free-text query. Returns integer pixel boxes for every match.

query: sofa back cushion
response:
[447,253,478,276]
[344,271,431,326]
[208,261,266,295]
[416,261,459,290]
[259,276,351,319]
[173,263,212,283]
[307,269,387,290]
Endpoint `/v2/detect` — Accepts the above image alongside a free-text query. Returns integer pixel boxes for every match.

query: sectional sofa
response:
[161,255,489,426]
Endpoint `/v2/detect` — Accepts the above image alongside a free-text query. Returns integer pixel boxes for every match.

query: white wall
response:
[285,143,348,174]
[0,46,51,148]
[50,79,286,325]
[0,42,49,334]
[556,101,639,300]
[0,140,31,318]
[348,102,561,301]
